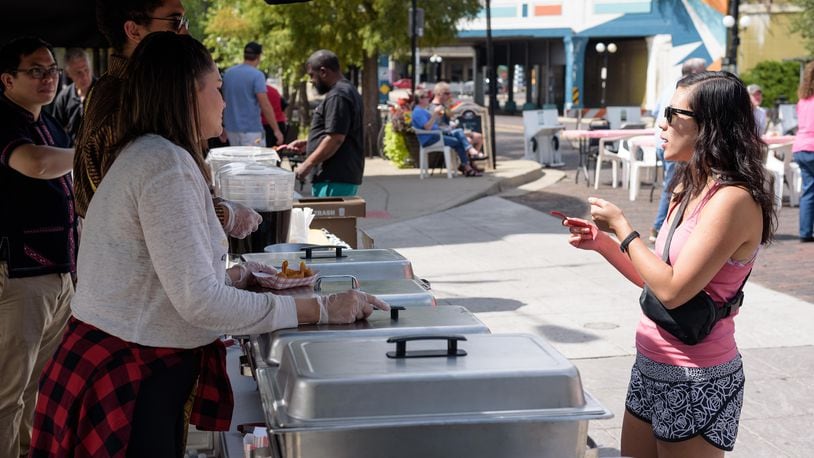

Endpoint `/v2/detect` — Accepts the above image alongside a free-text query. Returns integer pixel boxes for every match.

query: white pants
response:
[226,131,264,146]
[0,263,73,458]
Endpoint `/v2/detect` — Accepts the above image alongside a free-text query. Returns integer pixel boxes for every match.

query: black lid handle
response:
[301,245,345,259]
[389,305,406,320]
[386,335,467,359]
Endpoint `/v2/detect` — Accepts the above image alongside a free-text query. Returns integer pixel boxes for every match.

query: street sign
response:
[408,8,424,37]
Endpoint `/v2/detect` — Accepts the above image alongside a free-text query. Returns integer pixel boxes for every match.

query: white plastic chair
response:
[522,109,564,166]
[605,106,642,130]
[629,142,660,201]
[768,142,802,207]
[413,129,456,179]
[764,146,785,211]
[593,136,631,189]
[777,104,798,135]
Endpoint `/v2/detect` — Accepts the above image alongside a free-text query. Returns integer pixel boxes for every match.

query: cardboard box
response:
[294,197,366,248]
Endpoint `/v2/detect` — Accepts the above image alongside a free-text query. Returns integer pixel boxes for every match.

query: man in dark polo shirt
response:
[279,50,364,196]
[0,37,76,458]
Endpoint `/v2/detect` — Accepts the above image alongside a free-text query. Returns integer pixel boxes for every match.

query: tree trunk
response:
[362,53,381,158]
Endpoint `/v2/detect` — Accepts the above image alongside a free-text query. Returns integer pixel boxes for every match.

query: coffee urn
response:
[216,163,295,255]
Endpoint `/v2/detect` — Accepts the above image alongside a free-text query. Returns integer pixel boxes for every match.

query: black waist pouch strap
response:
[639,197,750,345]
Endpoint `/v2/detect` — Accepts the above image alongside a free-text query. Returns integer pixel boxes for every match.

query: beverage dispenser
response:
[216,163,295,255]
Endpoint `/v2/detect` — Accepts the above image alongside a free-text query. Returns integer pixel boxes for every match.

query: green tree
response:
[740,60,801,106]
[201,0,481,156]
[789,0,814,54]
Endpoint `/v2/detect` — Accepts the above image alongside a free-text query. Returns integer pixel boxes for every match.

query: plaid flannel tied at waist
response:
[30,317,233,457]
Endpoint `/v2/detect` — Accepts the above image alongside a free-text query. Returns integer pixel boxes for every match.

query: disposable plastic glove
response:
[316,290,390,324]
[219,200,262,239]
[229,261,278,289]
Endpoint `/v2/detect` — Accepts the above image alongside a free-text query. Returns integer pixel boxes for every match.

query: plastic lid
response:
[209,146,280,161]
[217,162,293,177]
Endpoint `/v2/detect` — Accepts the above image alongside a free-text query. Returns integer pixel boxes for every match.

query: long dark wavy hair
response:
[671,71,776,244]
[113,32,213,185]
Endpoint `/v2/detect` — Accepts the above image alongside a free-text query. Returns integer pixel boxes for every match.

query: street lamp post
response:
[595,42,617,108]
[722,0,749,75]
[430,54,442,82]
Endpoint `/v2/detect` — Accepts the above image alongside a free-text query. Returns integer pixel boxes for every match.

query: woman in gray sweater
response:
[30,33,388,457]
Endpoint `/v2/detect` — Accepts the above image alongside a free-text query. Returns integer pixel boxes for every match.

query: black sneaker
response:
[802,236,814,243]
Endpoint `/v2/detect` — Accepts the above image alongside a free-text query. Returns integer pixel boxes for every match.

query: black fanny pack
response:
[639,196,750,345]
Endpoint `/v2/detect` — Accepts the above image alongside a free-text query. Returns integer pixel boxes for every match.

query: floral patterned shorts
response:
[625,353,745,451]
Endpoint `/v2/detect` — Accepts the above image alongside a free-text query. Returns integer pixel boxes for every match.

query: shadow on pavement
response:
[535,324,601,344]
[438,297,527,312]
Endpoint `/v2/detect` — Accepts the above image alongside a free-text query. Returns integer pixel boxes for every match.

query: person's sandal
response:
[469,152,488,161]
[459,164,482,177]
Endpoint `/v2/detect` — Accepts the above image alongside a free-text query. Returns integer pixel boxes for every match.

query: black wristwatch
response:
[620,231,640,253]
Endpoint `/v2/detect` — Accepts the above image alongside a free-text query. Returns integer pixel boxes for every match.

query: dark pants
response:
[127,351,198,457]
[264,122,288,148]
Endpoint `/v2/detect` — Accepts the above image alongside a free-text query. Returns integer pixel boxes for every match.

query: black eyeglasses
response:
[147,15,189,32]
[12,66,62,80]
[664,106,695,124]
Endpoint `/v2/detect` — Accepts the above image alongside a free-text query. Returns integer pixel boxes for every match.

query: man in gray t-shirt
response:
[222,42,282,146]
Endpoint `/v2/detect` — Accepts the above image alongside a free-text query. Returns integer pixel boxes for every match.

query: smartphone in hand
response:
[550,210,591,228]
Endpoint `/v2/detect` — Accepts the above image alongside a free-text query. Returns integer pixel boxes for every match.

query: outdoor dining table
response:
[762,134,796,145]
[560,128,654,186]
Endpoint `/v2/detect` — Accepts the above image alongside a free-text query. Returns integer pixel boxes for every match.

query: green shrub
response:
[741,60,801,106]
[382,123,414,169]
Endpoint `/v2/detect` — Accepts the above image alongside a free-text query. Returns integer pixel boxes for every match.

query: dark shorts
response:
[625,353,745,451]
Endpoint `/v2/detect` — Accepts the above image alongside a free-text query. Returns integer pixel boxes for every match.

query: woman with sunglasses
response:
[564,71,775,457]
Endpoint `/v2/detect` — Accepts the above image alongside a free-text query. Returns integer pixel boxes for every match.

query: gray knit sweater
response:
[72,134,297,348]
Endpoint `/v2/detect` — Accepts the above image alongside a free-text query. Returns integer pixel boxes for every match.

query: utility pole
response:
[724,0,741,74]
[410,0,417,96]
[486,0,497,169]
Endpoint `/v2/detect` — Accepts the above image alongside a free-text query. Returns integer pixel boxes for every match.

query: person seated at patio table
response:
[411,88,482,177]
[430,81,487,162]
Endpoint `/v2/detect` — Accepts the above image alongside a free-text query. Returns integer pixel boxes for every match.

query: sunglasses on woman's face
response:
[664,106,696,124]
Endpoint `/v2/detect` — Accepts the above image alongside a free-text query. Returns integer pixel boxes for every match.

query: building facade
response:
[456,0,733,113]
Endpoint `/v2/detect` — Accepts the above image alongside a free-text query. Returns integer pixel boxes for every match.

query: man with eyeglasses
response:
[74,0,261,241]
[0,36,76,458]
[649,57,707,243]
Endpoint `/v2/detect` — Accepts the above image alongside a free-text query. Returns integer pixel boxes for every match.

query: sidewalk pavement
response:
[354,116,814,457]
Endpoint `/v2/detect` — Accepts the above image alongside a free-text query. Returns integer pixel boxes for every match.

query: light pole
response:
[723,0,750,75]
[595,42,616,108]
[430,54,442,82]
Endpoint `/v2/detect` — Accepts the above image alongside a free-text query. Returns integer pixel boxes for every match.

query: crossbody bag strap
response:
[661,195,690,263]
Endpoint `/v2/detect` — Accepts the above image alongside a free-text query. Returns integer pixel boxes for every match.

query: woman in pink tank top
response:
[564,72,776,457]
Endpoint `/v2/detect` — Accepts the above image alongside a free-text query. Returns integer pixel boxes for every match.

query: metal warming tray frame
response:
[256,333,612,458]
[250,305,490,367]
[242,246,416,281]
[272,275,436,308]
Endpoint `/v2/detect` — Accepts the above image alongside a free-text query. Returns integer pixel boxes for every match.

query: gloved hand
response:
[219,200,262,239]
[228,261,278,289]
[316,290,390,324]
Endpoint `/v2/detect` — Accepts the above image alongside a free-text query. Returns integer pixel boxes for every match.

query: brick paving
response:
[501,143,814,303]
